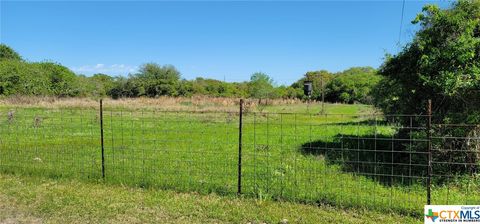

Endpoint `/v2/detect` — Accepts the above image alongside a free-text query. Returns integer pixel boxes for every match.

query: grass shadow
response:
[300,133,429,186]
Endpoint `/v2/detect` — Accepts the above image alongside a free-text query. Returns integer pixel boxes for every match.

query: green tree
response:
[0,60,49,95]
[326,67,380,104]
[248,72,275,99]
[90,73,115,96]
[135,63,181,97]
[291,70,333,100]
[0,60,80,96]
[108,76,144,99]
[0,44,22,61]
[374,1,480,121]
[39,62,80,96]
[373,0,480,174]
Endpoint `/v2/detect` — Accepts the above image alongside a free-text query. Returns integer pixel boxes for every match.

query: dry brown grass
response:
[0,95,304,112]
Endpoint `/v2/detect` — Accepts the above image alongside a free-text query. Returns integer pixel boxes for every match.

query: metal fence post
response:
[237,99,244,194]
[427,99,432,205]
[100,99,105,179]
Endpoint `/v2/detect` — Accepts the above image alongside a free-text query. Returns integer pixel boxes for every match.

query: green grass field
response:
[0,173,421,223]
[0,100,478,218]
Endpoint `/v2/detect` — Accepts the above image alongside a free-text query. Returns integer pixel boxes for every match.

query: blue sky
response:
[1,1,452,85]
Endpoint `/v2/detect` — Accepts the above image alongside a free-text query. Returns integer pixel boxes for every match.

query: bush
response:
[0,60,79,96]
[373,0,480,175]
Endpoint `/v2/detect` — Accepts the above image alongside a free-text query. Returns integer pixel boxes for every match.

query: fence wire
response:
[0,102,479,215]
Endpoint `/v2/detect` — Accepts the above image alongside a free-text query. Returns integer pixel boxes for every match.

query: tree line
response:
[0,44,380,103]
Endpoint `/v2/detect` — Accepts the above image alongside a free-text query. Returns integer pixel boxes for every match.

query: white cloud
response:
[71,64,138,76]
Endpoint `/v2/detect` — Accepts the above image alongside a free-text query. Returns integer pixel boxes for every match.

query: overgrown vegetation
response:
[374,1,480,122]
[0,44,381,103]
[373,0,480,177]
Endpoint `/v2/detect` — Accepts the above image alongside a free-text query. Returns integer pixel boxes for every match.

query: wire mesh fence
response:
[241,112,432,213]
[102,107,240,194]
[0,100,478,215]
[0,107,101,179]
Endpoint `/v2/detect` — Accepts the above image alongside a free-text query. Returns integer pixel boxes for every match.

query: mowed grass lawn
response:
[0,99,478,218]
[0,173,421,223]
